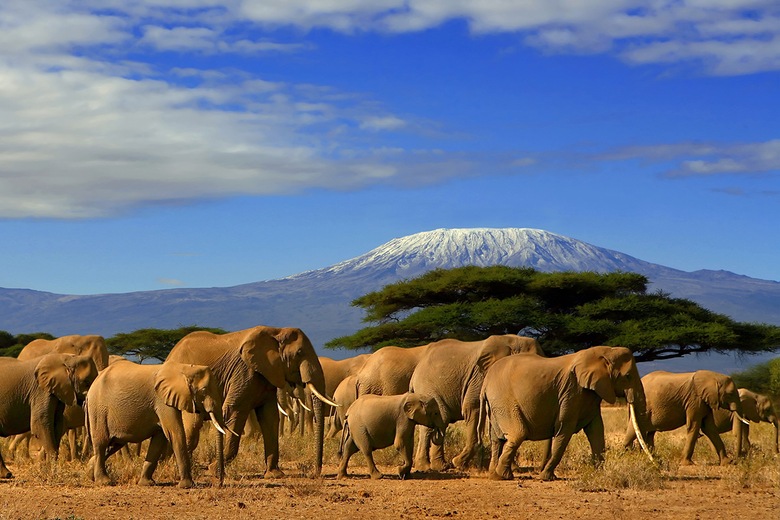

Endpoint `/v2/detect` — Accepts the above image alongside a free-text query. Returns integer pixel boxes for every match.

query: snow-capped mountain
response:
[304,228,654,279]
[1,228,779,365]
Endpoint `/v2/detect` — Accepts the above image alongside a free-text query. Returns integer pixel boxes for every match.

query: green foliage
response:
[326,266,780,361]
[731,357,780,397]
[106,325,228,363]
[0,330,55,357]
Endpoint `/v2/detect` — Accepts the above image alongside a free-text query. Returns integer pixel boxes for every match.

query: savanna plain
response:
[1,407,778,520]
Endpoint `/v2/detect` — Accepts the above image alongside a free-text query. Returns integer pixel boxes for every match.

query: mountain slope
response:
[2,228,779,355]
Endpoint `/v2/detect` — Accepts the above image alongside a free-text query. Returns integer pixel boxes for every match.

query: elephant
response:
[165,326,336,478]
[408,334,544,471]
[623,370,747,466]
[0,354,98,478]
[13,334,110,460]
[85,359,232,488]
[18,334,109,370]
[298,354,372,436]
[482,346,650,481]
[326,375,359,439]
[355,344,431,397]
[712,388,779,456]
[319,354,371,433]
[337,393,446,480]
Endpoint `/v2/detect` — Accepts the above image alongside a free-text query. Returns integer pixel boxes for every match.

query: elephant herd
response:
[0,329,778,489]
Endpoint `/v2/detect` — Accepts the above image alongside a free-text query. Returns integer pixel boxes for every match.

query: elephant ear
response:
[154,362,198,413]
[403,395,426,422]
[239,327,287,389]
[694,372,721,410]
[572,351,617,404]
[476,338,512,372]
[35,354,77,407]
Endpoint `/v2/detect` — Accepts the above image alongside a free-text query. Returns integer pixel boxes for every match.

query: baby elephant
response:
[338,393,445,480]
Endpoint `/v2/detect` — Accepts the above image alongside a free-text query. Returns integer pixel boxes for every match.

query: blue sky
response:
[1,1,779,295]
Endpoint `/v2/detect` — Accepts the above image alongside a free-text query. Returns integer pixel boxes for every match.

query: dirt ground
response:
[2,462,778,520]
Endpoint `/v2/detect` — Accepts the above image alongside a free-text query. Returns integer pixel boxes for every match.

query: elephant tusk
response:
[306,382,340,408]
[209,412,227,435]
[277,403,289,417]
[737,414,751,426]
[630,403,655,463]
[209,411,240,438]
[297,398,312,413]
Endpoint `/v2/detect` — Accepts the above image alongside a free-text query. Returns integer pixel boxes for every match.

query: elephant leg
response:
[492,434,525,481]
[539,429,575,481]
[365,449,382,480]
[452,410,480,469]
[91,440,113,486]
[8,433,30,460]
[65,429,77,462]
[337,435,358,479]
[681,417,703,465]
[428,429,449,471]
[138,432,167,486]
[396,432,414,479]
[739,424,750,456]
[256,402,284,478]
[0,448,12,479]
[161,414,193,489]
[538,438,552,473]
[584,415,606,465]
[488,437,504,477]
[414,426,433,471]
[701,415,730,465]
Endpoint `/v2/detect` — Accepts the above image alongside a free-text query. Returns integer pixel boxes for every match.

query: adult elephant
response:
[355,344,431,397]
[165,326,336,478]
[18,334,109,370]
[0,354,98,478]
[86,360,232,488]
[320,354,371,436]
[327,375,359,439]
[13,334,109,461]
[712,388,779,455]
[409,334,544,470]
[300,354,372,437]
[482,346,650,481]
[623,370,748,466]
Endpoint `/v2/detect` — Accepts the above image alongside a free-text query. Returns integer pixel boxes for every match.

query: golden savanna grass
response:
[1,404,778,492]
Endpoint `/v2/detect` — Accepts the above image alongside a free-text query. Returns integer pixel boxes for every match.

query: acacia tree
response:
[107,326,228,363]
[326,266,780,361]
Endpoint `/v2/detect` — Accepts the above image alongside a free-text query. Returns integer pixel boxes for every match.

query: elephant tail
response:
[477,385,489,442]
[338,419,350,457]
[82,394,92,447]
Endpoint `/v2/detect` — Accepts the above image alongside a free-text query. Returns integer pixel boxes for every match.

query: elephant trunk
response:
[301,359,327,477]
[312,392,324,477]
[729,401,751,425]
[773,418,779,454]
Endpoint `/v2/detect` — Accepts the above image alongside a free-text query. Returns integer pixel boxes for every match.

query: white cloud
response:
[598,140,780,177]
[1,2,779,218]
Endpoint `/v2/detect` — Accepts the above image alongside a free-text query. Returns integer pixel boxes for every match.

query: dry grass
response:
[1,405,778,492]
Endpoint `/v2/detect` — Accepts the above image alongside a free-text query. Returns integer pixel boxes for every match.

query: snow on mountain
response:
[291,228,660,281]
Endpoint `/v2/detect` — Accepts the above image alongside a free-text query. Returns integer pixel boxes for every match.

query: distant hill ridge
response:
[1,228,779,359]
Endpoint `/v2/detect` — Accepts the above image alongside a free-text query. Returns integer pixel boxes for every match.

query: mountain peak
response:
[291,227,655,281]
